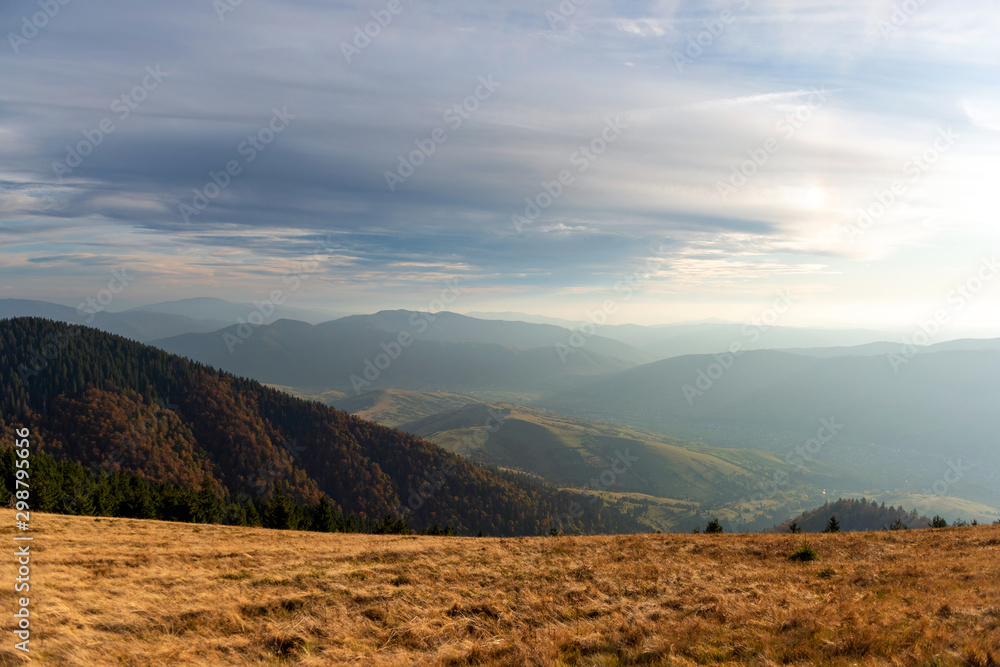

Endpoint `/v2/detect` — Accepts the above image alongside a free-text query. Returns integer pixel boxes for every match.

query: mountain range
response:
[152,312,643,397]
[4,299,1000,526]
[0,298,348,343]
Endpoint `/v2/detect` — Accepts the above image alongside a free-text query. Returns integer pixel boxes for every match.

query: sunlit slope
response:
[333,388,481,428]
[401,404,845,504]
[13,509,999,666]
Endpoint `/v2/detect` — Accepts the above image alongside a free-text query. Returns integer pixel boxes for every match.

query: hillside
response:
[0,318,639,536]
[5,509,998,665]
[333,388,481,427]
[401,403,840,502]
[771,497,933,533]
[286,389,850,532]
[0,298,352,343]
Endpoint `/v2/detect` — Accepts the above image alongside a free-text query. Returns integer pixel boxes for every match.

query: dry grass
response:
[1,510,999,665]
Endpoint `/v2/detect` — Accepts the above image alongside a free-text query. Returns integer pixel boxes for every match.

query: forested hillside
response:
[772,497,933,533]
[0,318,640,536]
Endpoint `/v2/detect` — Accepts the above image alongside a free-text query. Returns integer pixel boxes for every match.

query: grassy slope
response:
[333,389,482,428]
[6,510,999,666]
[410,405,844,513]
[878,493,1000,524]
[264,384,348,406]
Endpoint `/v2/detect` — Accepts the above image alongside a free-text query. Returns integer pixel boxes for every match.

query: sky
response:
[1,0,999,332]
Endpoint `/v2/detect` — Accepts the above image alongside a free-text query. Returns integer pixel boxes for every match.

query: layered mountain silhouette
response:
[537,347,1000,508]
[153,311,646,394]
[0,298,346,343]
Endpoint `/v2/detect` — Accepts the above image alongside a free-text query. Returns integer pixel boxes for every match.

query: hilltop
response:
[3,510,998,666]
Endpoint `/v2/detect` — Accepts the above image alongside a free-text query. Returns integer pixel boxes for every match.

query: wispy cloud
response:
[0,0,997,327]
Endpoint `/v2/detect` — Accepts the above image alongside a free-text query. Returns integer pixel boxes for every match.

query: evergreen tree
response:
[93,477,117,516]
[134,483,158,519]
[310,496,338,532]
[704,518,723,534]
[244,497,262,527]
[376,514,410,535]
[33,456,64,512]
[263,485,297,529]
[823,514,841,533]
[71,481,96,516]
[787,521,801,534]
[194,474,222,523]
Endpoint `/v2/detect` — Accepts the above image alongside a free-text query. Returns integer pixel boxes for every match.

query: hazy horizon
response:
[10,293,1000,337]
[3,1,999,335]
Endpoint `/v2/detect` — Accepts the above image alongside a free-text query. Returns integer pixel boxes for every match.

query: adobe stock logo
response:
[7,0,72,54]
[349,280,461,394]
[682,290,793,405]
[52,66,169,181]
[511,115,628,234]
[178,107,295,223]
[340,0,407,63]
[755,418,843,502]
[672,0,750,73]
[384,76,501,191]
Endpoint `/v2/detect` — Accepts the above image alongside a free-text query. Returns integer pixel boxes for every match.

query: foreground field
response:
[1,510,998,666]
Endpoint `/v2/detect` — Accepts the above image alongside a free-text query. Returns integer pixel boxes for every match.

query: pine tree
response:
[33,457,64,512]
[823,514,841,533]
[244,497,262,527]
[93,477,117,516]
[195,474,221,523]
[310,496,338,532]
[787,521,801,533]
[74,484,96,516]
[135,484,158,519]
[263,485,296,529]
[704,518,723,534]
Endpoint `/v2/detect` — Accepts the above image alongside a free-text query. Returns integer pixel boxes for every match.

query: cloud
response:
[962,99,1000,132]
[615,18,667,37]
[0,0,998,327]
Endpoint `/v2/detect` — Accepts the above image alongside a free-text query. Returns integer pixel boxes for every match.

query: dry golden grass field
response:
[1,510,998,666]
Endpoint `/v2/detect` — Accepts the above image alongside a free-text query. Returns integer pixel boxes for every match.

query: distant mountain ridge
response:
[537,347,1000,512]
[0,298,221,342]
[152,311,646,395]
[0,298,344,343]
[128,297,348,325]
